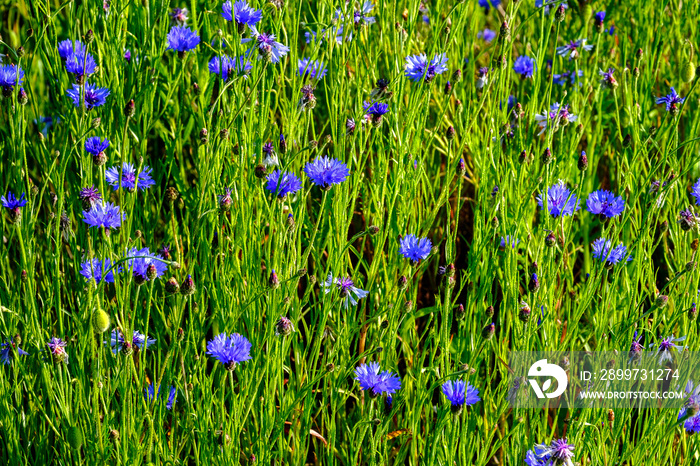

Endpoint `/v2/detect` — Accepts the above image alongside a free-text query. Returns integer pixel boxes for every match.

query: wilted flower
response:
[599,68,618,89]
[534,103,578,135]
[650,335,686,364]
[47,337,69,364]
[321,274,369,308]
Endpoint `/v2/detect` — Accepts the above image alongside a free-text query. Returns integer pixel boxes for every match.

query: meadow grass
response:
[0,0,699,464]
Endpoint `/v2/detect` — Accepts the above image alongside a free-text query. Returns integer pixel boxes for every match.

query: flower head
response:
[0,339,29,365]
[66,82,110,109]
[478,0,501,12]
[82,201,125,230]
[586,190,625,218]
[166,26,200,53]
[65,52,97,79]
[321,274,369,308]
[692,178,700,206]
[85,136,109,156]
[58,39,85,59]
[222,1,262,34]
[534,102,578,135]
[536,181,580,217]
[499,235,519,250]
[679,207,699,231]
[525,438,575,466]
[553,69,583,86]
[404,53,448,83]
[598,68,618,89]
[556,39,594,60]
[1,191,27,212]
[47,337,69,364]
[477,29,497,42]
[109,329,156,354]
[297,58,327,80]
[656,87,685,114]
[651,335,686,364]
[80,258,122,284]
[170,7,189,25]
[442,380,481,409]
[399,234,432,263]
[79,186,102,209]
[265,170,302,198]
[591,237,632,266]
[253,33,289,63]
[353,1,376,26]
[208,55,252,80]
[513,55,536,78]
[126,247,168,283]
[354,362,402,397]
[304,157,350,188]
[363,101,389,117]
[105,163,155,192]
[0,64,25,92]
[206,333,252,370]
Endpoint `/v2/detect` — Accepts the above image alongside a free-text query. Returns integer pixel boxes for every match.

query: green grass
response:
[1,0,700,463]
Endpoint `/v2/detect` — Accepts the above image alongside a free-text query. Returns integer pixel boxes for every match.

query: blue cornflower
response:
[0,339,29,365]
[586,190,625,218]
[656,87,685,114]
[556,39,594,60]
[1,191,27,211]
[535,0,568,14]
[82,201,125,230]
[109,329,156,354]
[478,0,500,12]
[553,69,583,86]
[222,1,262,34]
[525,439,575,466]
[651,335,686,365]
[534,103,578,135]
[0,64,24,92]
[598,68,618,89]
[499,235,519,250]
[477,29,497,42]
[58,39,85,59]
[594,11,606,28]
[66,82,110,109]
[321,274,369,308]
[513,55,536,78]
[144,384,178,410]
[298,58,327,80]
[85,136,109,156]
[591,237,632,265]
[126,247,168,282]
[47,337,69,364]
[65,52,97,78]
[105,163,155,192]
[399,234,432,263]
[252,33,289,63]
[80,258,121,284]
[206,333,252,370]
[304,156,350,188]
[404,53,448,83]
[442,380,480,412]
[536,181,580,217]
[166,26,200,54]
[691,178,700,206]
[678,381,700,433]
[354,362,402,397]
[265,170,303,198]
[208,55,252,80]
[353,1,376,26]
[363,101,389,118]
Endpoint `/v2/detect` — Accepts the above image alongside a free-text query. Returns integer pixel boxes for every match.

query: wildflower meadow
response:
[1,0,700,464]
